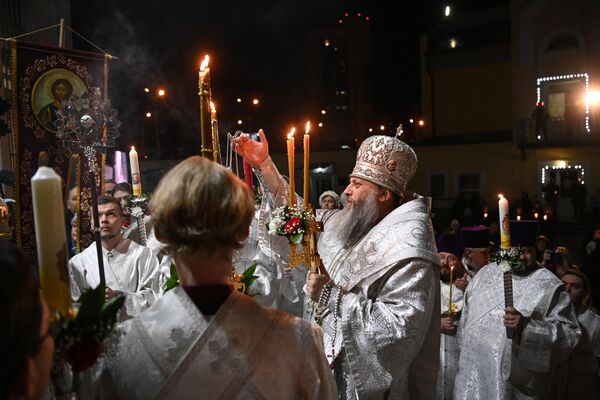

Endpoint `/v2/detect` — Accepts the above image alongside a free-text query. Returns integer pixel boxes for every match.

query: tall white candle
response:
[498,194,511,249]
[129,146,142,196]
[31,166,71,317]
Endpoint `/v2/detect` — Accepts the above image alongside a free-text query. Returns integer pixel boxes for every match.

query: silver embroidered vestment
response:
[454,264,580,400]
[318,195,442,400]
[99,287,336,399]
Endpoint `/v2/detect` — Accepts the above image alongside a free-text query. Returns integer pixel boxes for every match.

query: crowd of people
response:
[2,130,600,399]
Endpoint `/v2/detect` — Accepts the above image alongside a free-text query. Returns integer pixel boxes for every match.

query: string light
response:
[536,73,591,132]
[540,161,585,185]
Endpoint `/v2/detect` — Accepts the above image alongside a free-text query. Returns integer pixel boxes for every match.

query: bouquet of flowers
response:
[491,246,524,272]
[54,284,125,372]
[267,205,312,244]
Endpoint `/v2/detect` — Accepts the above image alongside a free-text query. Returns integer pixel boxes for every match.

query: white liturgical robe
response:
[68,238,160,319]
[436,280,464,400]
[454,264,580,400]
[100,287,337,399]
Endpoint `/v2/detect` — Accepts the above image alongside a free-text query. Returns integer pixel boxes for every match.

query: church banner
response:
[9,40,108,260]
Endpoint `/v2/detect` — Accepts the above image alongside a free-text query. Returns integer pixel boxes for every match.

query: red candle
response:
[243,159,253,191]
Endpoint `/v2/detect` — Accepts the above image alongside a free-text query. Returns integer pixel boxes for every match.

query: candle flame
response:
[517,215,521,221]
[200,55,210,71]
[131,146,135,151]
[305,121,311,134]
[543,214,548,221]
[498,193,504,199]
[210,101,216,112]
[288,127,296,140]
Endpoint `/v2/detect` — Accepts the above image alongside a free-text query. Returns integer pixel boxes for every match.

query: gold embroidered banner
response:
[10,40,108,260]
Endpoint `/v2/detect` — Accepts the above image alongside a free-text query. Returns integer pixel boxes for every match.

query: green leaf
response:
[162,263,180,292]
[75,284,105,325]
[241,263,257,280]
[99,295,126,321]
[238,263,259,294]
[290,232,304,244]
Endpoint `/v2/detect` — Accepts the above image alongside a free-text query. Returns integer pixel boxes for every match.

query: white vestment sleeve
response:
[122,248,160,317]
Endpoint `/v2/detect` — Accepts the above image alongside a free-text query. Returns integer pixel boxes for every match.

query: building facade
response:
[413,0,600,221]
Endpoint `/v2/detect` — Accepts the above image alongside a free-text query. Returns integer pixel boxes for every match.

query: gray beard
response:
[335,193,380,249]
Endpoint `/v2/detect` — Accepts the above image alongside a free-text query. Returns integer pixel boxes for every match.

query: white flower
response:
[498,261,512,273]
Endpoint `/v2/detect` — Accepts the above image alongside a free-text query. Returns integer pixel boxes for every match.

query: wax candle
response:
[31,166,71,317]
[129,146,142,196]
[199,55,213,160]
[210,100,221,163]
[303,121,311,209]
[498,194,511,249]
[448,263,455,311]
[243,160,253,191]
[287,128,296,206]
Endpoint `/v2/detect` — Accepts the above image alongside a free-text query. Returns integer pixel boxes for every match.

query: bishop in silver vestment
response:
[234,132,442,400]
[454,222,580,400]
[316,196,441,399]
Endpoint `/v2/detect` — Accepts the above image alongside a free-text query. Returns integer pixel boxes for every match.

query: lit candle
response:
[517,215,521,221]
[448,263,455,313]
[198,55,214,160]
[534,211,539,219]
[31,166,72,317]
[498,194,511,249]
[129,146,142,196]
[303,121,311,209]
[287,127,296,206]
[210,100,221,163]
[543,214,548,221]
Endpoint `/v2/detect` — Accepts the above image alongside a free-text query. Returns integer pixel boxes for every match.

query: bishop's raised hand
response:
[232,128,269,167]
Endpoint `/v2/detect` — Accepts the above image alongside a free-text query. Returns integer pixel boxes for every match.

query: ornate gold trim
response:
[10,39,21,248]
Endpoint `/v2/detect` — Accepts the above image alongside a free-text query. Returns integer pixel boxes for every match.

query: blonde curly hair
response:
[151,156,254,255]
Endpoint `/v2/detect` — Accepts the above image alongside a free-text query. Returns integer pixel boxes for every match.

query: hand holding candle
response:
[303,121,311,209]
[129,146,142,196]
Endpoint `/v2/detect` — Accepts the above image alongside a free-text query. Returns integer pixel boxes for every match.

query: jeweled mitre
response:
[350,135,417,195]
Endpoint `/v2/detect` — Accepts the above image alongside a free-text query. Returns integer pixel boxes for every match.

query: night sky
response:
[69,1,491,157]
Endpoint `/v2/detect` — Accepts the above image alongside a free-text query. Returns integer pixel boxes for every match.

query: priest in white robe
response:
[435,237,465,400]
[68,195,160,319]
[234,132,441,400]
[100,156,336,399]
[454,220,580,399]
[461,226,491,280]
[561,269,600,399]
